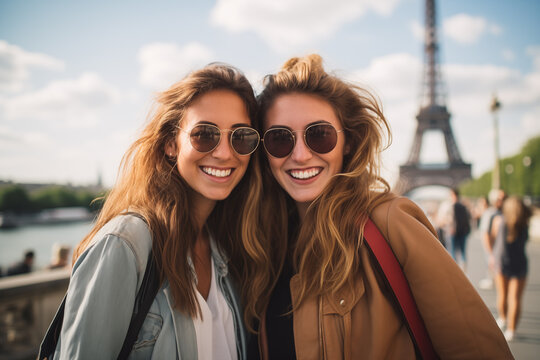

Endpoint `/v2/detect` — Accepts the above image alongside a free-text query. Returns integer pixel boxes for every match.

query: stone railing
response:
[0,269,69,360]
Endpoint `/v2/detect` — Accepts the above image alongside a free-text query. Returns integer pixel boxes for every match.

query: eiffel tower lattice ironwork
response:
[394,0,471,194]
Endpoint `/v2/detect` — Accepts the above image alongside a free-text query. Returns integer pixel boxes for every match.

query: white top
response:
[192,258,238,360]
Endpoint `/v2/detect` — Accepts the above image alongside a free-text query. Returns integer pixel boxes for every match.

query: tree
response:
[461,135,540,197]
[0,185,33,213]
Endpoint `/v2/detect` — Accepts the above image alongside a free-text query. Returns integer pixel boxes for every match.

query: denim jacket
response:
[53,214,247,360]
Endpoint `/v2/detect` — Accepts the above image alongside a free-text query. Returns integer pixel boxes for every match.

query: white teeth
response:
[290,168,321,179]
[202,167,232,178]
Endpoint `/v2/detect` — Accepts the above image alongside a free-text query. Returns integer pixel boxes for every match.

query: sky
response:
[1,0,539,189]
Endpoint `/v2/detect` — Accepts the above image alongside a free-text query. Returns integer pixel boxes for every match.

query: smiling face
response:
[166,89,252,206]
[264,93,346,209]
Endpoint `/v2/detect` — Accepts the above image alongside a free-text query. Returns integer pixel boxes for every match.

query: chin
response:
[290,193,318,204]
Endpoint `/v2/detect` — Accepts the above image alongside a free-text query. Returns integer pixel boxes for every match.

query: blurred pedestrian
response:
[491,196,532,341]
[438,188,471,270]
[47,244,71,269]
[473,196,489,229]
[478,189,505,289]
[6,250,35,276]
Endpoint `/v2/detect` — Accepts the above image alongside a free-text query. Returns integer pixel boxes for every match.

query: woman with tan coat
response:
[248,54,512,359]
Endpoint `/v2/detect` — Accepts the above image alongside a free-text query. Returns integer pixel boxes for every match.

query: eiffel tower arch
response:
[394,0,471,195]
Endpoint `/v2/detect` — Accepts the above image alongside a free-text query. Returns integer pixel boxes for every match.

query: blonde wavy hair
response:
[256,54,393,308]
[73,63,268,324]
[502,196,531,243]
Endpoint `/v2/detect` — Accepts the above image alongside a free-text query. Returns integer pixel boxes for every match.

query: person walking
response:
[437,189,471,270]
[478,189,505,289]
[491,196,532,342]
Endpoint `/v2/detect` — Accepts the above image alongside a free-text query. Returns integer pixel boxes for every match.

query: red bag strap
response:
[363,218,438,360]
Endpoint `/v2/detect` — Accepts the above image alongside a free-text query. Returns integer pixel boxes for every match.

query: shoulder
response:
[368,194,440,263]
[370,194,436,236]
[81,214,153,276]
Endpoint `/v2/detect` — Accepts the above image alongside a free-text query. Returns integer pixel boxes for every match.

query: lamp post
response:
[523,155,532,197]
[490,94,501,190]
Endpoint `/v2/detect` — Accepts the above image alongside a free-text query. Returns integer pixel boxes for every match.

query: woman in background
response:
[52,63,264,359]
[250,54,512,359]
[491,196,532,341]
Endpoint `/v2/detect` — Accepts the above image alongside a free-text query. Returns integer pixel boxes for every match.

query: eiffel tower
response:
[394,0,471,195]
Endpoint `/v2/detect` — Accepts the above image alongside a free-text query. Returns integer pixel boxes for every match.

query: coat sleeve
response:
[373,197,513,360]
[54,234,139,360]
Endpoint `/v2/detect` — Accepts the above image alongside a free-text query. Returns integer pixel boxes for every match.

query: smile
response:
[201,166,233,178]
[288,167,322,180]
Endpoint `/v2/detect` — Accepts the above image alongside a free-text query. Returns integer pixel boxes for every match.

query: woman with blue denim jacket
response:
[52,64,266,359]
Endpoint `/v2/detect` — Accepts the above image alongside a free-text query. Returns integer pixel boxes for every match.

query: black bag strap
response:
[38,294,66,359]
[38,252,160,360]
[117,252,160,359]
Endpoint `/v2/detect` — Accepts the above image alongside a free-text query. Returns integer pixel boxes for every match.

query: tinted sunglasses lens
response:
[305,124,338,154]
[231,128,259,155]
[190,125,220,152]
[264,129,295,158]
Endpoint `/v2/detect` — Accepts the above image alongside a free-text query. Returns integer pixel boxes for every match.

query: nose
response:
[211,132,234,160]
[290,135,312,163]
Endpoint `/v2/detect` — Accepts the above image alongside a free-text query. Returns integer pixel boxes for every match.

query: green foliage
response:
[0,185,33,213]
[0,185,106,213]
[33,186,80,210]
[460,135,540,197]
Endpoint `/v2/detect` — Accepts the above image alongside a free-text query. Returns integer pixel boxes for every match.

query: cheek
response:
[267,157,283,175]
[238,156,251,174]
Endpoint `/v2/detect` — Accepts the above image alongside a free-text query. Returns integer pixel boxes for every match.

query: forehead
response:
[183,89,250,126]
[265,93,339,129]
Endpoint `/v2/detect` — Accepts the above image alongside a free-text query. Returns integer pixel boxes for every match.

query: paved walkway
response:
[464,228,540,360]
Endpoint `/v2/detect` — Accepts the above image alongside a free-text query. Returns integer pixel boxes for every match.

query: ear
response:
[165,140,177,157]
[344,142,351,156]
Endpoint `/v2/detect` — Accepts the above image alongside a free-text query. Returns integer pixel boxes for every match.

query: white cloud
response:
[502,49,515,62]
[138,42,214,90]
[527,45,540,70]
[410,20,424,41]
[0,40,65,93]
[353,53,422,102]
[244,69,265,94]
[210,0,401,52]
[489,24,502,35]
[1,72,120,127]
[521,106,540,134]
[443,14,494,44]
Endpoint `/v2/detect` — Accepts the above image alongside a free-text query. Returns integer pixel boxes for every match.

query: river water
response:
[0,221,93,272]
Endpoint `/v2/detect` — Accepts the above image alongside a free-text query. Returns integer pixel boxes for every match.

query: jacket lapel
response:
[164,286,198,360]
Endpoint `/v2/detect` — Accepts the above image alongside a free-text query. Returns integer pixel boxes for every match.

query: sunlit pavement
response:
[463,227,540,360]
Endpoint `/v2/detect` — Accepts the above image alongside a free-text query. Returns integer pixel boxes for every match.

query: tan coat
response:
[261,196,513,359]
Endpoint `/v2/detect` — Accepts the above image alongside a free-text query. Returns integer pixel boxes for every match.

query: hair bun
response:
[281,54,324,73]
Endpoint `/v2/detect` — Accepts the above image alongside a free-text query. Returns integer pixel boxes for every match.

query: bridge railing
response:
[0,269,69,360]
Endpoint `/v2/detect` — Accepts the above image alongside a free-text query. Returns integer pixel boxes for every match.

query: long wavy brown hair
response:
[73,63,268,323]
[502,196,531,243]
[256,54,393,309]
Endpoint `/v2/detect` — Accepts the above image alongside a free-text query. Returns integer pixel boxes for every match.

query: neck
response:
[296,201,311,223]
[191,193,217,236]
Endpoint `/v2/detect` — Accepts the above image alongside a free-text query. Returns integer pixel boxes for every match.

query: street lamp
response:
[490,94,501,190]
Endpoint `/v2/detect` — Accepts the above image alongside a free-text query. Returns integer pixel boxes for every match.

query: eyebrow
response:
[267,120,331,131]
[196,120,251,128]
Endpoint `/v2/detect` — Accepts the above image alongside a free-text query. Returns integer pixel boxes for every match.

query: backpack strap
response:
[38,252,160,360]
[363,218,438,360]
[117,252,160,359]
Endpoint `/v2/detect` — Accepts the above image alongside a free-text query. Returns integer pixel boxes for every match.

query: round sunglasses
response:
[262,123,344,158]
[180,124,260,155]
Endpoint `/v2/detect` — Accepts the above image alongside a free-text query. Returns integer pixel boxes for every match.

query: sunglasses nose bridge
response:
[289,130,313,161]
[210,130,234,158]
